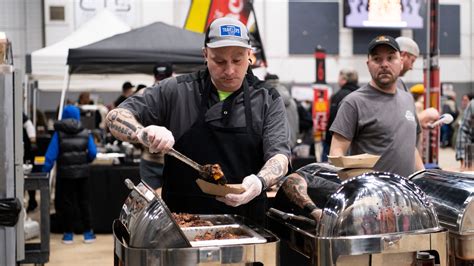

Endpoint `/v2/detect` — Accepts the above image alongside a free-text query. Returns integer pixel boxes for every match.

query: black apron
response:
[162,72,267,225]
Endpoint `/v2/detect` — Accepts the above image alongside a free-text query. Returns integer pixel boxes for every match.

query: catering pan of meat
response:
[172,213,238,228]
[181,224,267,247]
[116,180,279,266]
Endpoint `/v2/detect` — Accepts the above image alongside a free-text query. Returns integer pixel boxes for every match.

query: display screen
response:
[343,0,424,29]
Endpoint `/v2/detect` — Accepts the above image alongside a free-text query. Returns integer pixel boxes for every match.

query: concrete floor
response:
[22,147,468,266]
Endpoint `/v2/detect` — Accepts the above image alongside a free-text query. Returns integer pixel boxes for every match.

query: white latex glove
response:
[310,208,323,222]
[136,125,174,153]
[216,174,262,207]
[418,108,440,129]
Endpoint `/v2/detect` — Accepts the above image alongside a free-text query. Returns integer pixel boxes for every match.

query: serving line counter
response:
[110,162,474,265]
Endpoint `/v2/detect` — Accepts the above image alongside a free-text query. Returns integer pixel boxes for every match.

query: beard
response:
[373,72,397,90]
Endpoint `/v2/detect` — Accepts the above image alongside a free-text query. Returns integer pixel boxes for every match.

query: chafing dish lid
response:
[120,181,190,248]
[318,172,441,237]
[410,170,474,234]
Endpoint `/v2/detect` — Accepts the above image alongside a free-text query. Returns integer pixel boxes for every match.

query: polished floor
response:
[22,147,462,266]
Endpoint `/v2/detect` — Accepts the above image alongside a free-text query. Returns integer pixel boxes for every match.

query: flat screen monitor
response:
[343,0,424,29]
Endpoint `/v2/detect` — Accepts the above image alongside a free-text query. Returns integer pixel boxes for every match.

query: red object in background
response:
[423,0,440,165]
[312,86,329,142]
[206,0,252,29]
[314,47,326,84]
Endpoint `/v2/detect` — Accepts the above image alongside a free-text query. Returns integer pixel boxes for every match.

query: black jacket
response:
[55,119,91,179]
[324,82,359,146]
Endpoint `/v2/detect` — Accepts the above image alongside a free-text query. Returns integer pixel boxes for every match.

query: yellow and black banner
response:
[185,0,252,33]
[184,0,267,67]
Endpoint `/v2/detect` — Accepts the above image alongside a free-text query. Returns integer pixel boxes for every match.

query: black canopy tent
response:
[58,22,206,118]
[66,21,206,75]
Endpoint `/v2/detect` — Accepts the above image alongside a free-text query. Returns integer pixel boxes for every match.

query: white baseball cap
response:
[205,17,251,49]
[396,36,420,57]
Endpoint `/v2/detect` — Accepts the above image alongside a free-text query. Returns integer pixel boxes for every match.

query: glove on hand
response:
[136,126,174,153]
[216,174,262,207]
[310,208,323,222]
[419,107,440,129]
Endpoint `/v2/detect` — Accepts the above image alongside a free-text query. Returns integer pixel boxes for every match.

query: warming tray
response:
[179,214,238,227]
[182,224,267,247]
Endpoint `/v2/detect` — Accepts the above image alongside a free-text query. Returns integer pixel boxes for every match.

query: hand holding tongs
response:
[137,129,227,184]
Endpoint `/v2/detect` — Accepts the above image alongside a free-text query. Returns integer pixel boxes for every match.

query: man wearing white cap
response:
[106,17,290,224]
[396,37,439,154]
[396,36,420,78]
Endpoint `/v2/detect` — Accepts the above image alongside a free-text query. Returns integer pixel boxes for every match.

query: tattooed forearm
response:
[106,108,143,142]
[108,123,135,141]
[116,117,137,132]
[282,173,315,208]
[257,154,288,188]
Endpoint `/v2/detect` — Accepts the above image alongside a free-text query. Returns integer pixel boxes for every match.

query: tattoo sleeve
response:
[282,173,316,209]
[106,108,143,142]
[257,154,289,188]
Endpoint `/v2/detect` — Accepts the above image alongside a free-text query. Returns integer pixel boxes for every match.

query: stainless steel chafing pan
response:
[119,179,190,248]
[115,180,279,265]
[410,169,474,262]
[269,163,448,266]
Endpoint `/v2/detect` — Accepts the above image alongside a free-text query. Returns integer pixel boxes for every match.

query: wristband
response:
[255,175,268,191]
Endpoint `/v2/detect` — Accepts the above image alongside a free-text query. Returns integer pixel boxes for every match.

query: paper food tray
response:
[196,179,245,197]
[338,168,373,181]
[328,153,380,168]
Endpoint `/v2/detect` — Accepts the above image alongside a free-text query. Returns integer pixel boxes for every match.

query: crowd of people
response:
[26,17,474,244]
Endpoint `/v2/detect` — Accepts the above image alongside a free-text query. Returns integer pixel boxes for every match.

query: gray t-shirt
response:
[329,84,418,177]
[119,71,291,162]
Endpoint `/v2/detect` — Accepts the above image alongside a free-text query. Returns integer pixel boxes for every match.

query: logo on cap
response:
[376,36,390,43]
[220,25,242,37]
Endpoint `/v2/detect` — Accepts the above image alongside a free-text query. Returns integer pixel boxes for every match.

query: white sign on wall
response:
[74,0,136,28]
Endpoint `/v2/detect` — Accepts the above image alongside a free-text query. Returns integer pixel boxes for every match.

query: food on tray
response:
[172,213,213,227]
[193,228,248,241]
[203,163,226,184]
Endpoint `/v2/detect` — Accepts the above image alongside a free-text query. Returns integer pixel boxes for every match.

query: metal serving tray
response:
[182,214,238,227]
[181,224,267,247]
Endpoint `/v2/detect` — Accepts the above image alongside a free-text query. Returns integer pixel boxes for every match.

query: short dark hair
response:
[122,81,134,92]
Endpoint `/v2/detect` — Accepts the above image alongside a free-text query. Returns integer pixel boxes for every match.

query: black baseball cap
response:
[368,35,400,55]
[153,63,173,78]
[122,81,134,90]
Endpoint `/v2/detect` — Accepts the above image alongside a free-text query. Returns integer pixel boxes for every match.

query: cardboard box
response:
[328,153,380,168]
[337,168,373,181]
[196,179,245,197]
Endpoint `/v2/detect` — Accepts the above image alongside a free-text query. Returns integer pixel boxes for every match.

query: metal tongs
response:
[267,208,316,226]
[167,148,227,185]
[138,130,227,184]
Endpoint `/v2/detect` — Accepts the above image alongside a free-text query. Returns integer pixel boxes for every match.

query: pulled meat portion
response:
[202,164,226,184]
[193,228,247,241]
[172,213,213,228]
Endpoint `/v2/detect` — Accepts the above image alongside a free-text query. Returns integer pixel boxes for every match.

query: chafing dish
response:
[410,169,474,265]
[114,179,279,265]
[268,163,448,266]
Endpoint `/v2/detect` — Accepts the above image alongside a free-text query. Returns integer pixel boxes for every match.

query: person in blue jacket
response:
[43,105,97,244]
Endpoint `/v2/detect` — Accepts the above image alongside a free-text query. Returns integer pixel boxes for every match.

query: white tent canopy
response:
[31,10,135,91]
